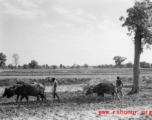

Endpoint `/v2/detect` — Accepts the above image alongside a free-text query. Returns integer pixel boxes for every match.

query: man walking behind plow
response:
[52,78,60,102]
[116,76,123,96]
[48,77,60,102]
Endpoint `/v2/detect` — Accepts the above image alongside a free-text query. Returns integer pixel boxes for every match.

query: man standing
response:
[51,77,60,102]
[116,76,123,96]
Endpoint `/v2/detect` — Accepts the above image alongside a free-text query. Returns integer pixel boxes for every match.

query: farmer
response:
[48,77,60,102]
[116,76,123,96]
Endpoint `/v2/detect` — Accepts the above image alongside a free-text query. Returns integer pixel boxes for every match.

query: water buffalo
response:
[2,82,46,105]
[16,83,46,106]
[85,82,120,102]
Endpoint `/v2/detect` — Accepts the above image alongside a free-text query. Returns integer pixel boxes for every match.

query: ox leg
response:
[39,94,45,105]
[95,93,99,102]
[44,94,48,104]
[40,97,43,105]
[25,95,29,105]
[18,95,24,107]
[102,94,105,102]
[95,95,99,102]
[97,93,104,102]
[40,95,48,105]
[37,96,40,103]
[41,94,48,104]
[112,92,115,100]
[40,93,48,105]
[16,95,20,103]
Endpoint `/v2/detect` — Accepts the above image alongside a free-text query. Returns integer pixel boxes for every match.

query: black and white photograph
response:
[1,0,152,119]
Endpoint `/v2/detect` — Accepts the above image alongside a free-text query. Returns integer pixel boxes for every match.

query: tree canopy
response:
[28,60,38,69]
[113,56,127,67]
[12,54,19,67]
[120,0,152,50]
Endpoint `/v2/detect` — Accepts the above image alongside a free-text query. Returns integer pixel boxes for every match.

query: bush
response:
[140,61,151,68]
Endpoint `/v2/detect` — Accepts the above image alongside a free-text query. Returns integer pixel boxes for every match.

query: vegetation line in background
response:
[0,53,152,69]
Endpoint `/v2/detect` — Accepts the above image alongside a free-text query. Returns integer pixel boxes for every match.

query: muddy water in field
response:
[0,84,84,95]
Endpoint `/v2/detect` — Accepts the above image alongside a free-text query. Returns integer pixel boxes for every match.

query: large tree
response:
[140,61,151,68]
[8,64,13,69]
[120,0,152,94]
[125,62,133,68]
[113,56,127,67]
[23,64,29,69]
[0,53,7,67]
[83,64,89,68]
[12,54,19,68]
[28,60,38,69]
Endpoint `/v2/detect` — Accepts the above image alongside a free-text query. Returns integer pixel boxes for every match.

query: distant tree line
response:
[93,62,133,68]
[0,52,152,69]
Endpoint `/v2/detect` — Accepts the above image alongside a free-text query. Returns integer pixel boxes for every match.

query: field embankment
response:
[0,77,92,87]
[1,75,152,89]
[1,68,152,76]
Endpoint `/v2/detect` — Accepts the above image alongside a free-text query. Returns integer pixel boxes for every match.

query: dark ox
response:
[2,82,46,105]
[16,81,45,103]
[2,84,40,103]
[85,82,120,101]
[17,83,46,106]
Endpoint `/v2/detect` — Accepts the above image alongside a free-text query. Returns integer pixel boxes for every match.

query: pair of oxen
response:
[1,81,121,105]
[85,82,122,101]
[1,81,47,106]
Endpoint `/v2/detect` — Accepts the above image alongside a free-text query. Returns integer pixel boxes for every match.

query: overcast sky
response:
[0,0,152,66]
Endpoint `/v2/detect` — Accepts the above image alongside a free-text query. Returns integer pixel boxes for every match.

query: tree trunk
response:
[127,30,142,95]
